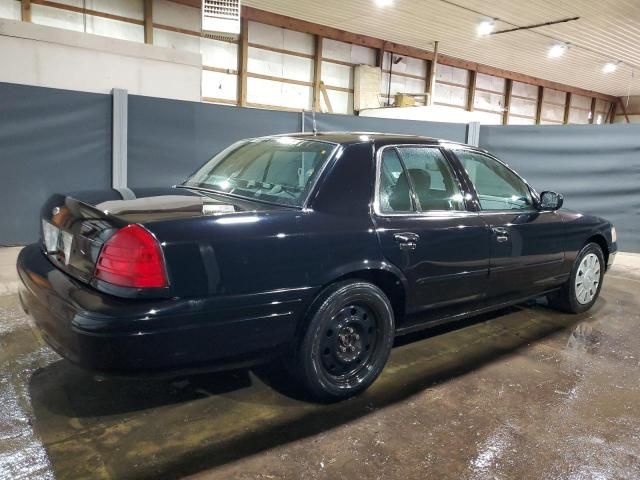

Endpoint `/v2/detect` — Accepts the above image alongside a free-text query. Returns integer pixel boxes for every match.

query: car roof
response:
[269,131,473,148]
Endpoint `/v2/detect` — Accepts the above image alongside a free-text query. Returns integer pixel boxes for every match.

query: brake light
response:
[95,224,168,288]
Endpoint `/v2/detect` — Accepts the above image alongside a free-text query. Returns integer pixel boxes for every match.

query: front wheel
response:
[292,280,395,402]
[548,242,605,313]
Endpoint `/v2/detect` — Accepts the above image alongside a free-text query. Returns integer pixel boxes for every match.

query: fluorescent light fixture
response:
[477,20,495,36]
[548,43,568,58]
[603,62,619,73]
[375,0,393,6]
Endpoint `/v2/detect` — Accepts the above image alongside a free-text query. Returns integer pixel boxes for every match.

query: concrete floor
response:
[1,249,639,479]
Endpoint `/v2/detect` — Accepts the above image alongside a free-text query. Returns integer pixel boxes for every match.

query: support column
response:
[144,0,153,44]
[313,35,323,111]
[238,17,249,107]
[21,0,31,22]
[563,92,572,124]
[466,122,481,147]
[112,88,129,192]
[427,41,438,106]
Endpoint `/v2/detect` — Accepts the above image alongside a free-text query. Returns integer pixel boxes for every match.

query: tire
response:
[548,242,605,314]
[292,280,395,402]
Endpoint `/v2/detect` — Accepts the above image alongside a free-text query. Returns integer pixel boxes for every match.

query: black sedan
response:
[17,133,617,401]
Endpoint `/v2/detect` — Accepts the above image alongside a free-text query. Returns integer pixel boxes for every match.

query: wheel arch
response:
[295,263,408,340]
[585,233,609,266]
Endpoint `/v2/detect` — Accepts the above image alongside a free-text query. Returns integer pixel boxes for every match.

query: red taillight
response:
[95,224,168,289]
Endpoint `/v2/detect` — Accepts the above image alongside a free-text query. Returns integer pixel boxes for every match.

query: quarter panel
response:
[145,141,383,303]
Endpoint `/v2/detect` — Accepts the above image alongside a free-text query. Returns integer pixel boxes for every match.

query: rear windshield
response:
[184,137,337,207]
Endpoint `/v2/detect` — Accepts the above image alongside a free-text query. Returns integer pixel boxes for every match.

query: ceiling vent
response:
[202,0,241,41]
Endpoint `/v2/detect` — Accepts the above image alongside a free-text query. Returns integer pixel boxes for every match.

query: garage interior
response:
[1,0,639,479]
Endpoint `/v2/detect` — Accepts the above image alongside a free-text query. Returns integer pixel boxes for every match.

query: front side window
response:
[184,137,336,207]
[455,150,533,211]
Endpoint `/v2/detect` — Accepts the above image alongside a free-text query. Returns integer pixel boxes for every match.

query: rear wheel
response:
[548,242,604,313]
[292,280,395,402]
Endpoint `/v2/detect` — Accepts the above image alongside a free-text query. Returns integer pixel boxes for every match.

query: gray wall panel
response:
[479,124,640,252]
[303,112,467,143]
[127,96,301,188]
[0,82,111,245]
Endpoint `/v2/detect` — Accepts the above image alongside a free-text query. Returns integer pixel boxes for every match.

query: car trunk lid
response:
[40,188,291,287]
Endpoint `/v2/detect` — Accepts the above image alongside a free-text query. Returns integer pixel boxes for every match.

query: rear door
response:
[450,147,565,297]
[372,144,491,315]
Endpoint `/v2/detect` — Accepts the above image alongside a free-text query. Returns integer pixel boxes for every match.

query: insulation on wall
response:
[248,21,314,55]
[509,80,538,125]
[568,93,592,124]
[247,21,314,110]
[380,52,427,105]
[321,38,376,114]
[594,98,611,124]
[201,37,238,103]
[434,65,468,109]
[474,73,505,114]
[247,77,312,110]
[248,47,313,83]
[31,0,144,42]
[202,70,237,103]
[0,0,21,20]
[153,0,200,51]
[541,88,567,124]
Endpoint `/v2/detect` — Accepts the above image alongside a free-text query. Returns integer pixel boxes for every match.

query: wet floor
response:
[1,263,639,479]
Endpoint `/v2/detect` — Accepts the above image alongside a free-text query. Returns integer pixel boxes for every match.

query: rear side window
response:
[455,150,533,211]
[397,148,464,211]
[379,148,413,213]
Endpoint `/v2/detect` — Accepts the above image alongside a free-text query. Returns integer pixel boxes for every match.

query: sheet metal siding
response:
[479,123,640,252]
[0,82,112,245]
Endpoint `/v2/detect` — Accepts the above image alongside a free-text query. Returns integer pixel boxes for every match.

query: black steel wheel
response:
[293,280,395,402]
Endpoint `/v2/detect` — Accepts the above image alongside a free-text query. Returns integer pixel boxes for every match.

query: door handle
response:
[394,232,419,251]
[491,227,510,243]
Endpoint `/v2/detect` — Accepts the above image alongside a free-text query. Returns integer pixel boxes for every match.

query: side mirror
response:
[539,191,564,211]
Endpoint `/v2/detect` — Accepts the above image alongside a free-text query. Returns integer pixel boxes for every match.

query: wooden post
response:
[427,41,438,106]
[618,98,630,123]
[21,0,31,22]
[535,86,544,124]
[563,92,572,124]
[589,97,597,124]
[424,59,432,105]
[376,47,384,69]
[320,82,333,113]
[502,79,512,125]
[313,35,323,112]
[144,0,153,44]
[607,101,617,124]
[238,17,249,107]
[467,70,477,112]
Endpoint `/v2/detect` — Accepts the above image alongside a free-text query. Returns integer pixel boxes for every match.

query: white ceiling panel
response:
[243,0,640,96]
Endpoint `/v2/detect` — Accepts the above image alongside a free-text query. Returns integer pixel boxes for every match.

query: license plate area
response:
[42,220,73,265]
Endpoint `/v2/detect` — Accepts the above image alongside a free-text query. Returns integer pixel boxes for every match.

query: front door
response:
[451,148,565,297]
[372,145,491,315]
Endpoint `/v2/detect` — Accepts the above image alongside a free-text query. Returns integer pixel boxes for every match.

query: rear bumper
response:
[17,244,310,374]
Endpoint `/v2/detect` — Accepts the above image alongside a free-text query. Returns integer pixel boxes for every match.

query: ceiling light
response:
[548,43,568,58]
[477,20,495,36]
[375,0,393,6]
[602,61,619,73]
